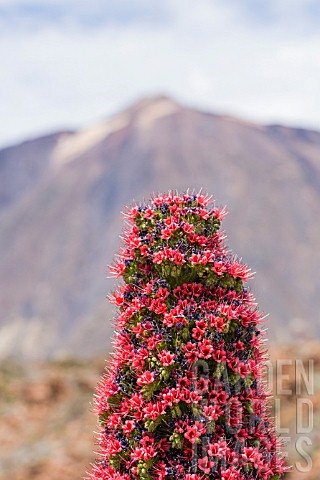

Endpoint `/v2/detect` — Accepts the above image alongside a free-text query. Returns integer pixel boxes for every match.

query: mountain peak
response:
[124,93,181,130]
[127,93,181,112]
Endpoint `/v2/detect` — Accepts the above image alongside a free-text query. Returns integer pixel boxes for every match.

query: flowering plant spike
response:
[89,191,287,480]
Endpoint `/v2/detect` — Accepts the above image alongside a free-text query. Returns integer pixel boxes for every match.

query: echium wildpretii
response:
[88,191,287,480]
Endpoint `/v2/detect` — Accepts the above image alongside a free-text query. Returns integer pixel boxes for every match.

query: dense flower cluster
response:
[88,192,286,480]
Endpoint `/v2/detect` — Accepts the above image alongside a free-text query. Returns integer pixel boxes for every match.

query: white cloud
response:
[0,0,320,147]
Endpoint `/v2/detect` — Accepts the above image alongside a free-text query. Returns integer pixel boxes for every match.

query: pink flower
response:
[124,206,139,219]
[197,193,214,206]
[208,440,228,459]
[242,447,263,469]
[203,405,221,421]
[161,227,172,239]
[192,326,205,340]
[164,216,179,231]
[155,461,167,480]
[228,262,252,280]
[130,445,155,461]
[122,420,135,434]
[199,339,214,359]
[108,439,122,455]
[185,475,205,480]
[198,456,215,473]
[184,422,206,444]
[184,342,199,363]
[156,287,169,299]
[143,401,166,420]
[221,468,240,479]
[153,251,166,264]
[140,244,150,257]
[144,207,154,219]
[109,261,126,277]
[189,253,203,265]
[129,393,143,409]
[158,350,175,366]
[208,314,226,332]
[172,251,186,265]
[213,205,228,221]
[109,292,124,306]
[147,335,161,350]
[137,371,155,386]
[188,233,198,243]
[238,362,250,378]
[150,299,167,314]
[234,340,244,350]
[213,349,227,363]
[212,261,227,276]
[132,323,144,337]
[183,222,194,234]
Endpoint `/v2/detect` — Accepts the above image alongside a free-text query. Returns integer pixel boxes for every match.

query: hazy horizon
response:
[1,0,320,148]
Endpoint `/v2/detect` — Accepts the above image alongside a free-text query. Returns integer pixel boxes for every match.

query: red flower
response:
[143,401,166,420]
[213,349,227,363]
[185,475,205,480]
[108,261,126,277]
[153,251,165,264]
[221,468,240,480]
[140,244,150,257]
[172,251,186,265]
[228,262,253,280]
[199,339,214,359]
[164,217,179,231]
[192,326,205,341]
[183,222,194,234]
[122,420,135,434]
[161,228,172,240]
[208,314,226,332]
[144,207,154,219]
[197,193,213,206]
[238,362,250,378]
[184,342,199,363]
[158,350,175,366]
[198,456,215,473]
[129,393,143,409]
[203,405,221,421]
[184,422,205,444]
[189,253,202,264]
[212,261,227,276]
[137,371,155,386]
[90,192,287,480]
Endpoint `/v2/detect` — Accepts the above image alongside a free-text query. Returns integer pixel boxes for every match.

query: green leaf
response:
[170,404,182,418]
[180,326,190,341]
[229,371,240,385]
[244,374,254,388]
[169,432,183,448]
[207,420,216,434]
[107,393,122,406]
[145,415,164,432]
[141,381,161,400]
[98,410,111,425]
[109,454,121,470]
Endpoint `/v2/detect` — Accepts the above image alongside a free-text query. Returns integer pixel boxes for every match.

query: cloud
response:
[0,0,320,147]
[0,0,171,31]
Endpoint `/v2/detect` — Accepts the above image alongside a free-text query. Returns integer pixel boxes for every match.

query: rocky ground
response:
[0,343,319,480]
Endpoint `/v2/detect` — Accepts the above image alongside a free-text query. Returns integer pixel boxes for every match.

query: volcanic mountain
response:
[1,95,319,359]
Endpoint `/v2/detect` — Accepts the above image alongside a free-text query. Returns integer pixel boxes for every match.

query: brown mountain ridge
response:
[0,95,319,359]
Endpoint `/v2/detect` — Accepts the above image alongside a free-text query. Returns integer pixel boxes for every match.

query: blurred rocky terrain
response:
[0,343,319,480]
[1,95,320,360]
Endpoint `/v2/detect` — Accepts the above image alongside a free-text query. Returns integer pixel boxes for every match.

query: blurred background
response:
[0,1,319,479]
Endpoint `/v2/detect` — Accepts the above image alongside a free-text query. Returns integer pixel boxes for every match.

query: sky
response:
[0,0,320,148]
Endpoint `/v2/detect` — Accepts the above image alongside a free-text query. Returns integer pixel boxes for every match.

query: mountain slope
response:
[1,95,320,359]
[0,131,74,214]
